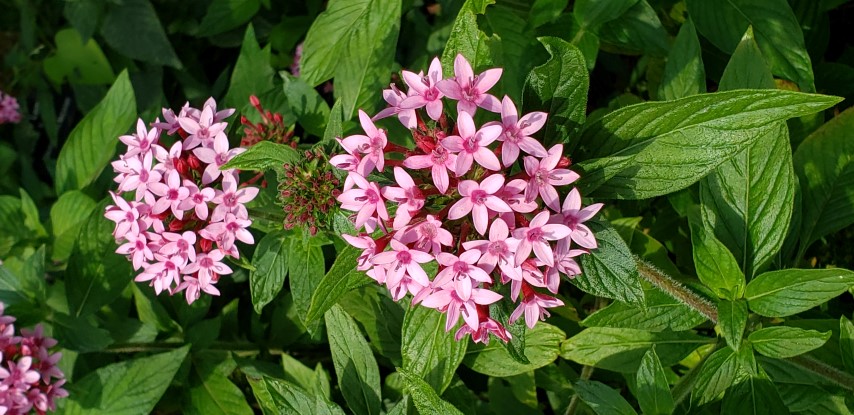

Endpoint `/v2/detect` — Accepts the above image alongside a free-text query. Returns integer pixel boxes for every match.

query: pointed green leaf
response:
[841,316,854,373]
[250,231,290,314]
[282,72,330,137]
[748,326,831,358]
[222,141,301,172]
[225,24,274,109]
[100,0,181,68]
[50,190,96,261]
[660,19,705,100]
[582,286,706,332]
[689,210,746,300]
[305,246,373,326]
[574,0,638,31]
[325,305,382,415]
[55,71,135,194]
[745,268,854,317]
[398,369,465,415]
[196,0,260,37]
[574,380,638,415]
[287,235,326,327]
[401,306,467,394]
[248,377,345,415]
[636,347,674,415]
[597,0,669,57]
[718,27,776,90]
[441,0,496,77]
[573,221,644,305]
[720,376,789,415]
[692,347,740,405]
[718,299,748,351]
[463,322,565,377]
[186,356,253,415]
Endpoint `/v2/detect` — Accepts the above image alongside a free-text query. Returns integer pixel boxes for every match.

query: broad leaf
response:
[597,0,669,57]
[718,299,748,351]
[659,19,705,100]
[463,322,565,377]
[718,27,777,91]
[573,380,638,415]
[50,190,96,261]
[224,24,274,109]
[573,221,644,304]
[282,72,330,137]
[687,0,815,91]
[186,356,253,415]
[325,305,382,415]
[401,306,467,394]
[398,369,465,415]
[305,246,372,326]
[720,376,789,415]
[636,347,674,415]
[688,211,746,300]
[582,286,706,332]
[100,0,181,68]
[841,316,854,373]
[250,231,290,313]
[248,377,345,415]
[793,107,854,256]
[338,287,404,366]
[196,0,260,37]
[55,71,136,194]
[222,141,301,172]
[560,327,710,373]
[575,89,840,199]
[288,236,326,328]
[748,326,831,358]
[522,36,589,146]
[441,0,496,77]
[573,0,638,32]
[745,268,854,317]
[62,346,189,415]
[692,347,739,405]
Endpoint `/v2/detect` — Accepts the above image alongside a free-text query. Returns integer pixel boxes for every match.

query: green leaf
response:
[573,380,638,415]
[700,27,792,277]
[62,346,189,415]
[0,246,47,305]
[332,0,401,119]
[441,0,496,77]
[338,287,405,366]
[132,284,180,333]
[222,141,301,172]
[463,322,565,377]
[186,356,254,415]
[19,189,46,238]
[100,0,181,68]
[55,71,136,194]
[688,210,746,300]
[282,72,331,137]
[582,286,706,332]
[573,0,638,31]
[225,24,274,109]
[691,347,740,405]
[247,377,346,415]
[196,0,260,37]
[481,3,535,99]
[793,107,854,255]
[597,0,669,57]
[560,327,710,373]
[250,231,290,313]
[51,312,114,352]
[522,36,589,146]
[401,306,467,394]
[573,221,644,305]
[320,99,344,147]
[325,305,382,415]
[748,326,831,358]
[718,299,748,351]
[43,28,115,85]
[50,190,97,261]
[576,89,840,199]
[659,19,705,100]
[636,347,674,415]
[398,368,465,415]
[63,0,103,42]
[687,0,814,91]
[745,268,854,317]
[65,199,133,318]
[841,316,854,373]
[288,236,326,328]
[280,354,329,399]
[720,376,789,415]
[304,245,372,326]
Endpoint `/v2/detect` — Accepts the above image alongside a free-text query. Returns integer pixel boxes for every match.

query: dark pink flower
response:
[396,215,453,255]
[422,285,502,331]
[374,84,417,129]
[193,132,245,184]
[179,105,227,149]
[495,96,548,166]
[400,57,445,120]
[524,144,580,211]
[119,118,160,158]
[454,315,512,344]
[436,54,502,115]
[559,188,603,249]
[150,170,190,219]
[342,234,377,270]
[509,290,564,329]
[336,173,389,231]
[382,167,426,229]
[442,111,503,176]
[403,145,457,194]
[512,211,570,267]
[462,218,521,279]
[371,240,434,287]
[341,110,388,175]
[448,174,512,235]
[433,251,492,301]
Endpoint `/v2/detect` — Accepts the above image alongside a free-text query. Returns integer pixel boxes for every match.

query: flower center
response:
[470,189,488,205]
[420,223,437,239]
[364,188,380,204]
[200,257,213,268]
[526,227,544,242]
[396,250,412,265]
[488,241,507,256]
[139,170,149,182]
[167,189,179,200]
[453,261,470,274]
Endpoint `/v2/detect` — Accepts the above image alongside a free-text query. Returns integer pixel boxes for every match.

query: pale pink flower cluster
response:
[332,55,603,344]
[0,303,67,415]
[0,91,21,125]
[105,98,259,304]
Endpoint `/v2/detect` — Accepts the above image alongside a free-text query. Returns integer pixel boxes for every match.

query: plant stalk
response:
[564,365,595,415]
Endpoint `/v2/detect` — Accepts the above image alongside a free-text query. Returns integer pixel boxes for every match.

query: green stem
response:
[104,341,284,356]
[787,355,854,392]
[564,365,595,415]
[636,259,718,323]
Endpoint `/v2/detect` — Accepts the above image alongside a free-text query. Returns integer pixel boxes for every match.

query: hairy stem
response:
[635,259,718,323]
[565,365,595,415]
[104,341,284,356]
[787,355,854,392]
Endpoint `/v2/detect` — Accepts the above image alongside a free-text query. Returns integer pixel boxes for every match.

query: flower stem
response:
[635,259,718,322]
[787,355,854,392]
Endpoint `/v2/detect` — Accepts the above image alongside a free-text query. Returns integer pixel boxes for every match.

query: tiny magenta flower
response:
[120,119,160,158]
[342,234,378,270]
[523,144,580,211]
[341,110,388,174]
[433,251,493,301]
[559,188,604,249]
[495,96,548,166]
[462,218,521,280]
[179,105,227,149]
[400,57,445,120]
[370,240,434,288]
[0,90,22,124]
[441,111,503,176]
[403,146,457,194]
[337,173,388,230]
[436,54,502,115]
[382,167,426,229]
[512,211,571,267]
[448,174,512,235]
[193,132,245,184]
[509,288,565,329]
[373,84,417,129]
[397,215,453,255]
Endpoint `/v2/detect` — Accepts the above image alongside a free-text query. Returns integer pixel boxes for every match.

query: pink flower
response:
[116,231,154,270]
[512,211,571,267]
[329,138,363,191]
[202,213,253,251]
[193,132,245,184]
[336,173,388,230]
[0,91,22,124]
[495,96,548,166]
[136,254,187,294]
[448,174,512,235]
[544,241,585,293]
[151,103,188,134]
[442,111,503,176]
[150,170,190,219]
[183,249,231,286]
[373,84,417,129]
[433,251,493,301]
[436,54,502,115]
[559,188,603,249]
[178,182,215,220]
[403,145,457,194]
[341,110,388,175]
[524,144,580,211]
[152,141,183,174]
[342,234,377,270]
[211,172,258,222]
[396,215,453,255]
[462,218,521,279]
[496,178,538,214]
[371,240,434,287]
[119,118,160,158]
[159,231,197,262]
[175,275,220,304]
[422,285,502,331]
[382,167,425,229]
[454,315,512,344]
[104,191,143,238]
[509,291,564,329]
[178,105,227,149]
[400,57,445,120]
[114,152,162,202]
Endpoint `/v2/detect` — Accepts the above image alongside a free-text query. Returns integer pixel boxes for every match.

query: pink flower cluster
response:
[0,303,67,415]
[0,91,21,125]
[105,98,259,304]
[332,55,603,344]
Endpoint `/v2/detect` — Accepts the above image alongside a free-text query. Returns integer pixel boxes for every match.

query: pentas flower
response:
[1,303,67,414]
[330,54,603,344]
[106,98,258,304]
[0,91,22,125]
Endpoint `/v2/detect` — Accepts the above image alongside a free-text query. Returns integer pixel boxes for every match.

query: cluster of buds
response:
[0,91,21,125]
[0,303,67,414]
[240,95,296,147]
[279,148,340,235]
[105,98,259,304]
[331,55,603,344]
